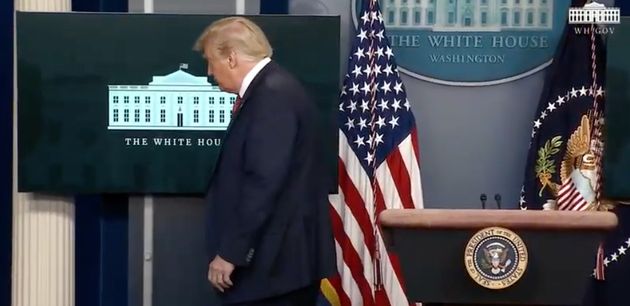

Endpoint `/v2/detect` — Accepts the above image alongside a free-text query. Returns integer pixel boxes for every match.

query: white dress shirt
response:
[238,57,271,97]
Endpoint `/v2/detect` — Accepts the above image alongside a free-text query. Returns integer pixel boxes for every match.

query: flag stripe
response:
[338,158,376,257]
[329,203,375,306]
[331,189,375,293]
[385,149,415,209]
[400,134,424,208]
[376,162,404,210]
[411,127,420,163]
[334,240,363,305]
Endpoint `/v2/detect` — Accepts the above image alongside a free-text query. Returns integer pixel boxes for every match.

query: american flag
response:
[320,0,424,305]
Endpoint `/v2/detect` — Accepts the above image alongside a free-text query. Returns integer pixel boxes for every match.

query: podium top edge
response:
[378,209,618,231]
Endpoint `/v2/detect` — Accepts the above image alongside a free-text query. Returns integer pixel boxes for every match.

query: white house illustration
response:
[108,66,236,131]
[568,1,620,24]
[381,0,553,31]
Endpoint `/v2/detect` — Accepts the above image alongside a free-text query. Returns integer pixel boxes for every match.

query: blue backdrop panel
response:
[72,0,126,13]
[0,0,14,305]
[260,0,288,14]
[75,195,129,306]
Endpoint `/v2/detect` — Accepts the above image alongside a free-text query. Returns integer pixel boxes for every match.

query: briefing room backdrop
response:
[2,1,629,306]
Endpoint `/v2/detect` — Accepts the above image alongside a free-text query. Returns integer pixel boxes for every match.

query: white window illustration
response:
[427,9,435,25]
[527,9,534,26]
[108,66,236,131]
[462,8,474,27]
[540,11,548,26]
[380,0,553,31]
[401,8,409,25]
[414,9,421,25]
[501,9,509,26]
[513,9,521,26]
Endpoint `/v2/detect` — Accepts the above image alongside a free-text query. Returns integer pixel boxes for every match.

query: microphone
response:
[480,193,487,209]
[494,193,502,209]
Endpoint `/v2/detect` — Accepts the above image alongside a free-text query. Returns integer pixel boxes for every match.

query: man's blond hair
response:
[194,17,273,61]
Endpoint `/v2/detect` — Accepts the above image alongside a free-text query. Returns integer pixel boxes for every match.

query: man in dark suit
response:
[194,17,336,306]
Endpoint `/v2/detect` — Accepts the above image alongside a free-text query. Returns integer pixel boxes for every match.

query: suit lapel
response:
[222,61,276,137]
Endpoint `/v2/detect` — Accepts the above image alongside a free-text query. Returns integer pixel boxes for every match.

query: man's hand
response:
[208,255,235,292]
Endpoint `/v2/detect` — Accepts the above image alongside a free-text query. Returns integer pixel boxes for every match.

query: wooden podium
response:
[379,209,618,306]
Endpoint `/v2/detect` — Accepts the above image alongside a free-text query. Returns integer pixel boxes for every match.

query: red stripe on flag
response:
[411,127,421,164]
[374,287,392,306]
[338,159,377,257]
[329,206,375,306]
[386,150,415,209]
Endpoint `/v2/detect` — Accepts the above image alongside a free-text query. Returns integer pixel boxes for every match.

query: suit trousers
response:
[228,283,319,306]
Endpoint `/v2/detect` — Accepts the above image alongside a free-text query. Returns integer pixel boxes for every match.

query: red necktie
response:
[232,95,243,116]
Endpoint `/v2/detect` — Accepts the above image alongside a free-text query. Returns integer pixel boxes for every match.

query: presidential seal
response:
[464,227,528,290]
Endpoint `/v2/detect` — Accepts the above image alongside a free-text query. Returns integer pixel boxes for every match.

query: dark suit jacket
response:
[205,60,336,304]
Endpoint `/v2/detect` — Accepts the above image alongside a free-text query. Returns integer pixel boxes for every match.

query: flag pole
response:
[366,0,384,293]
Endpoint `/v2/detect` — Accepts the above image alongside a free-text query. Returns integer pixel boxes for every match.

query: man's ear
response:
[227,50,238,69]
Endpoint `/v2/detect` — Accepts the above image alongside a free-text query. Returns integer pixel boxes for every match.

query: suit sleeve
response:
[217,93,297,266]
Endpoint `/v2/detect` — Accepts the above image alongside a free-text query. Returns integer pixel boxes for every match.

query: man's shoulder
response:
[261,61,303,89]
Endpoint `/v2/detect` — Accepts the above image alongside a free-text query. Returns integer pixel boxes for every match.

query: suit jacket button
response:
[246,248,255,263]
